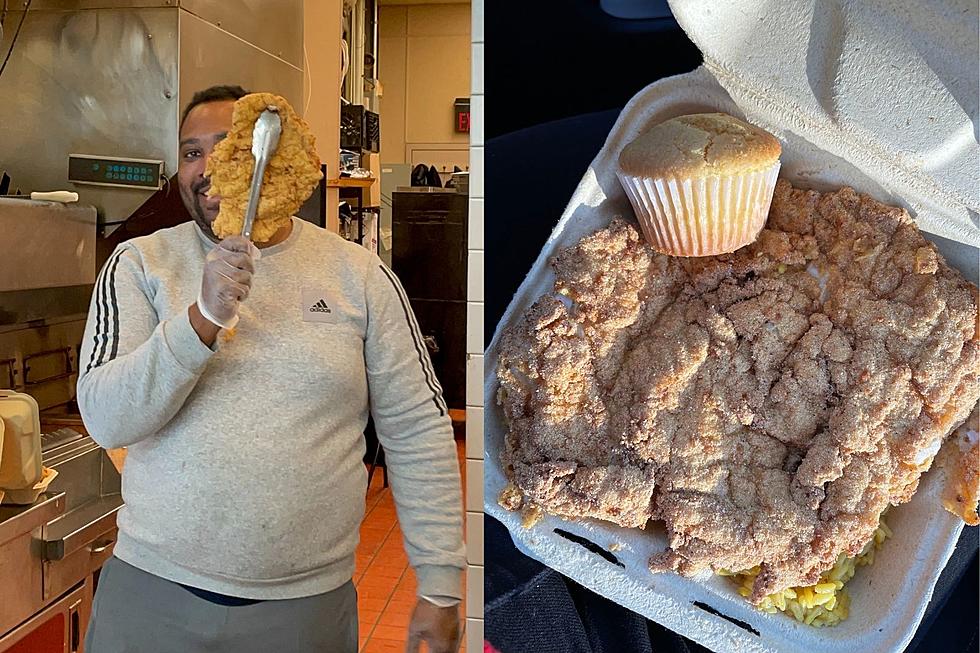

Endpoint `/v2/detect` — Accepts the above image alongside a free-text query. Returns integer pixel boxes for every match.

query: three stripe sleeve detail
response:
[84,249,126,374]
[377,265,448,417]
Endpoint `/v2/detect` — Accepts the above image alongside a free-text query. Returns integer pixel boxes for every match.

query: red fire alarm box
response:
[454,98,470,133]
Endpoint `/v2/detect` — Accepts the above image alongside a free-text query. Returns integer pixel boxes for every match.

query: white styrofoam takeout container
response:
[484,1,979,652]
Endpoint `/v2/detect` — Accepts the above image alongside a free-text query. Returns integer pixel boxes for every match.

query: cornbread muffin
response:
[617,112,781,257]
[206,92,322,242]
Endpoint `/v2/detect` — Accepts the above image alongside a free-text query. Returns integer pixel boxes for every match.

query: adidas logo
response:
[309,299,332,313]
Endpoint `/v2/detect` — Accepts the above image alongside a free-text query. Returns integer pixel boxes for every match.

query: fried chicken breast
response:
[940,406,979,525]
[206,92,322,242]
[497,180,980,603]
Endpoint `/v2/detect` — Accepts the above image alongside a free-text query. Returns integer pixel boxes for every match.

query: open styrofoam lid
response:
[669,0,980,248]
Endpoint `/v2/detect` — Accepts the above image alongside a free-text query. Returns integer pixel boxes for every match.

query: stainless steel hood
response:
[0,0,303,231]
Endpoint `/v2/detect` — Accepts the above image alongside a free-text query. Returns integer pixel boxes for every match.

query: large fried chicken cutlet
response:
[497,179,979,603]
[940,406,979,525]
[206,92,322,242]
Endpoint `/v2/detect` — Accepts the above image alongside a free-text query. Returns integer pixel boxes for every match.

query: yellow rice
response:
[718,515,891,627]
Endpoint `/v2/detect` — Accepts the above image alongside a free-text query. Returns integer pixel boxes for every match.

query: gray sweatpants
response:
[85,557,358,653]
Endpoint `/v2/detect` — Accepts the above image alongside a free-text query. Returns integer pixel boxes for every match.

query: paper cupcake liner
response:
[618,161,781,257]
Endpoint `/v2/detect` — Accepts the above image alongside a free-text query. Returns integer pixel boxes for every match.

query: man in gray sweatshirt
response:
[79,85,465,653]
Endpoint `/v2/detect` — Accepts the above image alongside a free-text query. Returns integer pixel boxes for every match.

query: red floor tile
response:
[396,577,417,591]
[358,543,383,557]
[358,597,390,613]
[395,587,417,600]
[380,600,414,617]
[362,639,405,653]
[377,609,412,628]
[364,566,404,581]
[358,439,467,653]
[358,575,396,591]
[358,585,395,602]
[370,624,408,642]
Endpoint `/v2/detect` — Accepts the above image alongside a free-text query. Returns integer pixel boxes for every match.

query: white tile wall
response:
[467,0,485,638]
[466,564,484,619]
[471,0,484,43]
[465,407,484,459]
[467,251,484,302]
[469,146,484,198]
[468,198,484,250]
[466,511,484,565]
[465,459,483,513]
[466,617,484,653]
[466,355,483,408]
[471,43,484,94]
[466,302,484,354]
[471,95,484,147]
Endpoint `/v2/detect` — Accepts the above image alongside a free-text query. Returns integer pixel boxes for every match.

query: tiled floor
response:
[356,439,468,652]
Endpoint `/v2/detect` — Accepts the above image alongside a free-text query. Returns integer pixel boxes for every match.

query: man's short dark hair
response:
[180,85,249,128]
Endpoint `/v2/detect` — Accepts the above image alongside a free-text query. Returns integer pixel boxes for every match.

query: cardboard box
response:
[363,153,382,207]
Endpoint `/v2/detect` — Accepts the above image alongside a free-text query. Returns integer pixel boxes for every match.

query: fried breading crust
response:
[940,406,979,525]
[497,180,980,603]
[206,93,322,242]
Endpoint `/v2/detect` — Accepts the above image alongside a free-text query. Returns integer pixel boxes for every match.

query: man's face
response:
[177,100,235,240]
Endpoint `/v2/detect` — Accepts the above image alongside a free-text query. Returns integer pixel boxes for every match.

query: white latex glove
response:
[196,236,259,330]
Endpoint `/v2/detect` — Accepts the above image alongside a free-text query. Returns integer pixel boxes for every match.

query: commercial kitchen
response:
[0,1,476,651]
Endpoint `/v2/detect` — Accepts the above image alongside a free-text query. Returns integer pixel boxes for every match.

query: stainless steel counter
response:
[1,431,123,648]
[0,492,67,549]
[0,492,67,637]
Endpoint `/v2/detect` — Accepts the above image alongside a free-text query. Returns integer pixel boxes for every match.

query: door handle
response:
[69,598,81,652]
[89,538,115,554]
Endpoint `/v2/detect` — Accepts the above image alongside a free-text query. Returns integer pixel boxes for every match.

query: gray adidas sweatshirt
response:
[77,218,465,601]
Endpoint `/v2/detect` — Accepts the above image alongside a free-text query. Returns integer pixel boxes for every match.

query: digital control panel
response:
[68,154,164,190]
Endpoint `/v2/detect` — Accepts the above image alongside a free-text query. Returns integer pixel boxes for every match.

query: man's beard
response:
[182,179,218,242]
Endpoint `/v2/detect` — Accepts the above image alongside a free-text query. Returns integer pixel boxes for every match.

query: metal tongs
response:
[241,106,282,241]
